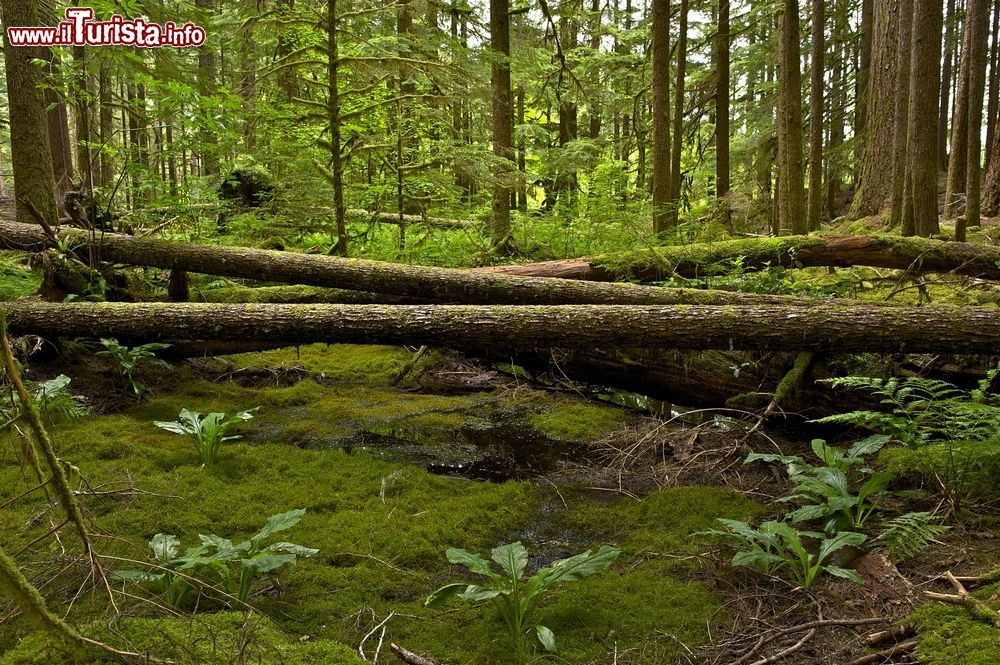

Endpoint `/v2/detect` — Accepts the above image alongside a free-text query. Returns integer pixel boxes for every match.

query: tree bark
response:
[489,0,513,250]
[777,0,806,234]
[806,0,825,232]
[651,0,672,233]
[850,0,899,219]
[956,0,989,239]
[907,0,943,237]
[986,0,1000,173]
[944,13,974,220]
[328,0,348,256]
[716,0,730,198]
[938,0,958,171]
[669,0,688,225]
[483,234,1000,282]
[0,0,61,228]
[889,0,913,232]
[4,301,999,356]
[0,220,824,306]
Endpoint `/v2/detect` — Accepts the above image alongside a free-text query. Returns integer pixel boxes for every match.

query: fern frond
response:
[878,512,950,563]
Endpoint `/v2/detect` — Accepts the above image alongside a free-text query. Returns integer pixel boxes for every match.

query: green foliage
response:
[812,371,1000,446]
[2,375,86,425]
[114,509,318,605]
[746,436,893,529]
[877,512,950,563]
[909,602,1000,664]
[426,541,621,657]
[703,519,866,589]
[95,338,172,396]
[154,407,259,465]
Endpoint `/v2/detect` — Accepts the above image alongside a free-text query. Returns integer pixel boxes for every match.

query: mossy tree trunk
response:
[906,0,942,237]
[5,301,1000,355]
[0,0,61,228]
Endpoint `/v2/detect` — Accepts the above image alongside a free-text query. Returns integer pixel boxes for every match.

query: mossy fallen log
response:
[484,234,1000,281]
[3,301,998,355]
[0,220,824,306]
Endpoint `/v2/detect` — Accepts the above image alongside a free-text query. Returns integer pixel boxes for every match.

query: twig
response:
[359,611,396,661]
[747,628,816,665]
[389,643,439,665]
[847,639,918,665]
[390,346,428,386]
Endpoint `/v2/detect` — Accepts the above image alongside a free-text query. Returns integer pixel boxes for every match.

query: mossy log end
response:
[3,302,998,355]
[0,219,823,306]
[486,235,1000,281]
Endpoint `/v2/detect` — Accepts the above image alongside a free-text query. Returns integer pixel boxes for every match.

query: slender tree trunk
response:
[517,86,527,211]
[907,0,943,237]
[650,0,672,233]
[957,0,989,239]
[490,0,513,250]
[166,121,178,196]
[778,0,806,234]
[669,0,688,225]
[98,63,113,189]
[806,0,825,231]
[73,46,93,196]
[984,129,1000,215]
[0,0,60,226]
[276,0,296,100]
[855,0,874,137]
[716,0,730,198]
[826,0,847,218]
[328,0,348,256]
[588,0,602,140]
[890,0,913,231]
[43,49,73,210]
[196,0,218,177]
[944,14,974,219]
[938,0,957,170]
[986,0,1000,172]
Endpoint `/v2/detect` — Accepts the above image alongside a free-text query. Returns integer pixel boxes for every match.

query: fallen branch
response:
[847,639,918,665]
[389,643,439,665]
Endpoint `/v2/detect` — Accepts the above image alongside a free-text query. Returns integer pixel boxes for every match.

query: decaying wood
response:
[389,643,439,665]
[847,639,918,665]
[3,302,999,356]
[0,219,842,307]
[485,234,1000,281]
[926,571,1000,628]
[345,208,474,229]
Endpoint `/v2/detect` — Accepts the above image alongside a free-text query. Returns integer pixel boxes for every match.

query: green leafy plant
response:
[154,407,259,465]
[812,371,1000,446]
[3,375,86,425]
[426,541,621,657]
[877,512,950,563]
[95,338,172,395]
[114,509,317,605]
[703,519,866,589]
[746,436,893,529]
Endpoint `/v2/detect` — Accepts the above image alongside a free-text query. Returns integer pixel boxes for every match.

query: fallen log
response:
[483,234,1000,281]
[345,209,475,229]
[0,220,823,307]
[3,302,998,355]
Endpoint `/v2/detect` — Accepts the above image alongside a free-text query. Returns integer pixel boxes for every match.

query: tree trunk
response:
[43,49,74,209]
[98,63,114,189]
[856,0,874,138]
[482,234,1000,282]
[490,0,513,250]
[889,0,913,231]
[777,0,806,234]
[850,0,899,219]
[73,46,93,195]
[956,0,989,239]
[826,0,848,218]
[669,0,688,225]
[716,0,731,198]
[944,13,974,220]
[907,0,943,237]
[806,0,825,232]
[650,0,672,234]
[0,0,60,227]
[938,0,957,171]
[328,0,348,256]
[0,220,823,307]
[4,301,1000,356]
[196,0,218,177]
[986,0,1000,173]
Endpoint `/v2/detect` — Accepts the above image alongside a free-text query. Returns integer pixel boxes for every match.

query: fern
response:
[812,372,1000,446]
[2,375,87,425]
[878,512,950,563]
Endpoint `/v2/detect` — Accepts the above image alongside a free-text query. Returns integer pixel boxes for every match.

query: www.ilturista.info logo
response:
[5,8,205,48]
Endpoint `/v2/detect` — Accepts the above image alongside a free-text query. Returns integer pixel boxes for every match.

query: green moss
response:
[527,400,626,442]
[224,344,430,385]
[910,603,1000,665]
[880,440,1000,500]
[0,253,40,301]
[0,613,365,665]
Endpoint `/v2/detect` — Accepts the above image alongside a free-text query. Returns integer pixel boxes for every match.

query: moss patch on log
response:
[0,253,40,301]
[910,598,1000,664]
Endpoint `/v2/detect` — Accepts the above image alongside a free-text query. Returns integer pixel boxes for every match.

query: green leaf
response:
[857,472,894,502]
[268,542,319,558]
[243,554,298,573]
[491,542,528,581]
[446,548,496,578]
[817,531,867,562]
[154,420,193,435]
[425,583,469,607]
[149,533,180,562]
[731,550,786,572]
[536,545,620,590]
[458,584,506,602]
[846,434,891,459]
[255,508,306,540]
[536,625,557,652]
[823,565,865,584]
[199,534,234,552]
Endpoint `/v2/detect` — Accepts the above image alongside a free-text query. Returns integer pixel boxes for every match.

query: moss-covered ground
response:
[0,344,760,664]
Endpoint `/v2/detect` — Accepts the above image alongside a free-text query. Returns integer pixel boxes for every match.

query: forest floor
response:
[1,335,999,664]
